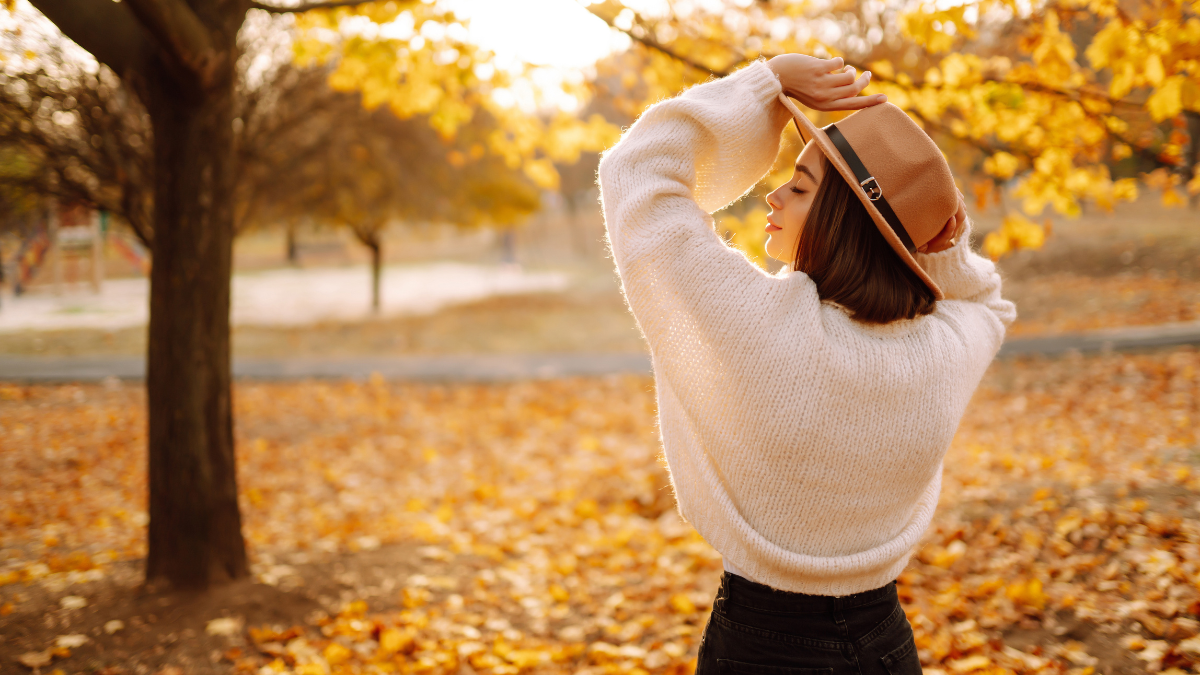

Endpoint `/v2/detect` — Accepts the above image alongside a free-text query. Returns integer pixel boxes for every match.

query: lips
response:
[765,216,782,232]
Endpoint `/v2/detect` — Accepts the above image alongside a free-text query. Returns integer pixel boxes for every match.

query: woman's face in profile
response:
[764,141,823,263]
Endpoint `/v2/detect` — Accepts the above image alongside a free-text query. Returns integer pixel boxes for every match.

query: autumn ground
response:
[2,200,1199,675]
[2,345,1200,675]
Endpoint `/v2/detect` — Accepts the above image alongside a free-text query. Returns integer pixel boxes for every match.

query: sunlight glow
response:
[443,0,622,70]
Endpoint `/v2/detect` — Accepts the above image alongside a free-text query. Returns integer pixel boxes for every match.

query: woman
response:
[597,53,1015,674]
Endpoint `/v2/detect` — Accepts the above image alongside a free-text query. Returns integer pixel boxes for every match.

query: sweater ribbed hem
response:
[736,60,784,106]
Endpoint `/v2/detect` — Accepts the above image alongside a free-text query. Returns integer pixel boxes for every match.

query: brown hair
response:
[793,153,937,324]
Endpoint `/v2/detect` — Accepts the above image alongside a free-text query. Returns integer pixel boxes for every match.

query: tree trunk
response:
[286,220,298,265]
[369,238,382,313]
[143,58,247,590]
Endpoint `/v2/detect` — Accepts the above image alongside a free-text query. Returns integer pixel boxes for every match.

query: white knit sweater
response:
[597,61,1016,597]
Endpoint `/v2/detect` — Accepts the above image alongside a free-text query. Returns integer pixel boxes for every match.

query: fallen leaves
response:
[1004,273,1200,336]
[1,348,1198,673]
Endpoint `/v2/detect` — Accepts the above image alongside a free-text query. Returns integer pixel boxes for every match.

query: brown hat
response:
[777,93,957,301]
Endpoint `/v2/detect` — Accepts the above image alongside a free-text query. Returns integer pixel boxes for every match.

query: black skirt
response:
[695,572,923,675]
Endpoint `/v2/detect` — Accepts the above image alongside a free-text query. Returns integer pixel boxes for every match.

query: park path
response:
[2,320,1199,383]
[0,262,567,333]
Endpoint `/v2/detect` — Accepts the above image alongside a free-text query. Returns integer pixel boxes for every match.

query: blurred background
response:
[1,1,1199,674]
[0,0,1195,358]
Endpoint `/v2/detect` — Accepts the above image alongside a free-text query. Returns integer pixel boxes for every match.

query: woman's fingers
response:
[823,93,887,111]
[827,71,871,99]
[824,69,858,87]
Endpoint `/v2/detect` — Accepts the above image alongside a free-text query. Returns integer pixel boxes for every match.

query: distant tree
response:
[0,42,153,245]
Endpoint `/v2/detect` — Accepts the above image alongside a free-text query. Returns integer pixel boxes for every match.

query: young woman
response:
[597,54,1016,674]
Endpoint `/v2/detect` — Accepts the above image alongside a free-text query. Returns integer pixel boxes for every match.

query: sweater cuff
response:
[913,218,978,296]
[732,59,784,108]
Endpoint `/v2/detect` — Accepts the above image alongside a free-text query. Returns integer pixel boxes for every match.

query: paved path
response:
[995,321,1200,357]
[0,263,567,333]
[0,353,655,383]
[2,322,1198,383]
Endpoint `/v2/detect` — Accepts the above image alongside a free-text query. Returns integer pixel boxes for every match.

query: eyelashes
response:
[790,187,806,195]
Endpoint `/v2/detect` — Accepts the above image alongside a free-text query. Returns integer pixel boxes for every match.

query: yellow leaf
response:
[948,654,991,673]
[522,157,559,191]
[323,642,352,666]
[505,649,551,668]
[983,152,1020,180]
[1163,187,1186,208]
[1148,76,1185,122]
[574,499,599,520]
[1145,54,1165,86]
[379,627,414,655]
[983,213,1046,260]
[1055,514,1082,535]
[669,593,696,614]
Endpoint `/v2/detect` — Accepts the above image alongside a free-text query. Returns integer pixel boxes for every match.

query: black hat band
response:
[826,124,916,254]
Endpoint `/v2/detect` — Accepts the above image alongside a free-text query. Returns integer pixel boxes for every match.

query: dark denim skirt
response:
[695,572,923,675]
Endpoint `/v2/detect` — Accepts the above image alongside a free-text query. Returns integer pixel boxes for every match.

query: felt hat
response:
[777,93,957,301]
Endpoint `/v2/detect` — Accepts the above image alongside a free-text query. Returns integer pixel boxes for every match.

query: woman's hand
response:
[766,54,885,111]
[918,190,968,254]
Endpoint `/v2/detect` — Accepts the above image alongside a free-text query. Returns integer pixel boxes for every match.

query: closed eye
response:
[790,187,806,195]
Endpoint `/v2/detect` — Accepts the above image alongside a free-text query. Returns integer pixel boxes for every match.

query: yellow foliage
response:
[900,7,975,54]
[983,152,1020,180]
[1029,13,1077,86]
[1148,75,1200,121]
[983,214,1047,260]
[292,3,620,212]
[717,208,770,269]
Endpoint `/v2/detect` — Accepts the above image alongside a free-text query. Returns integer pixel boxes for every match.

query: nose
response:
[766,188,783,211]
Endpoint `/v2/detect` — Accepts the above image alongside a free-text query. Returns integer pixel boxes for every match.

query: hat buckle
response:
[859,177,882,202]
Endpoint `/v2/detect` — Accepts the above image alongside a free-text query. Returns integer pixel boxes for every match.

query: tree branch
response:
[27,0,154,78]
[593,9,1185,181]
[248,0,376,13]
[122,0,222,88]
[586,7,729,78]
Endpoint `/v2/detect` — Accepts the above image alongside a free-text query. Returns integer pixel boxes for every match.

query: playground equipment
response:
[6,201,148,296]
[12,222,51,296]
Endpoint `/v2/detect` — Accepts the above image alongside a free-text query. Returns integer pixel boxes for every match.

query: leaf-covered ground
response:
[2,347,1199,674]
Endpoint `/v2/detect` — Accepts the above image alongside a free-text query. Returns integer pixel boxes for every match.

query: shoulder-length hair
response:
[793,153,937,324]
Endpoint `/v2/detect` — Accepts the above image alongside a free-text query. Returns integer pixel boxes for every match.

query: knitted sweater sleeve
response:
[914,217,1018,349]
[597,61,803,355]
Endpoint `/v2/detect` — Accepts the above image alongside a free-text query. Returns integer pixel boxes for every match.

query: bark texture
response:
[139,1,249,590]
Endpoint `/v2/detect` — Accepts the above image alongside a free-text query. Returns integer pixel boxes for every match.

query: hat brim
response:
[777,93,945,301]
